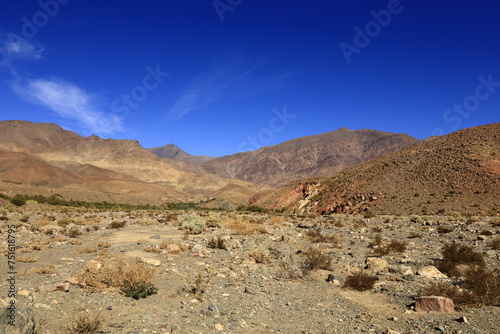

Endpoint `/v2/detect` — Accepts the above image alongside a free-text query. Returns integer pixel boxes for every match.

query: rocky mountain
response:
[255,123,500,215]
[148,144,213,165]
[203,128,420,187]
[0,120,272,205]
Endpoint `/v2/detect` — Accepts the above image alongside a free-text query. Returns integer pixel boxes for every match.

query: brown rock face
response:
[256,123,500,215]
[415,296,455,313]
[203,127,419,187]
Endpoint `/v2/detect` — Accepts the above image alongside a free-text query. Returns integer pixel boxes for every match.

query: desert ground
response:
[1,201,499,334]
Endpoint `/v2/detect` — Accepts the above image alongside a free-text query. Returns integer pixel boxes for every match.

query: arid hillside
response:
[255,123,500,215]
[203,128,420,187]
[0,121,272,205]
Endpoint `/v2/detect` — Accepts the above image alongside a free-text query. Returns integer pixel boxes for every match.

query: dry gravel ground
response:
[0,204,499,334]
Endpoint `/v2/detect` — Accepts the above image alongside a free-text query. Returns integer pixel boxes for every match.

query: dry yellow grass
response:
[65,311,104,334]
[77,246,98,254]
[76,255,156,293]
[144,246,163,253]
[22,265,55,275]
[225,218,267,235]
[17,255,36,263]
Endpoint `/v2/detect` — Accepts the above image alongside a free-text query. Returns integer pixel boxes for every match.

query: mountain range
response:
[0,120,498,214]
[255,123,500,215]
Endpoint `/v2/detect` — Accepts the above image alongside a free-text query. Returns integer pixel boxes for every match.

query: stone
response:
[39,282,70,293]
[456,316,468,323]
[86,260,102,273]
[0,306,36,334]
[65,277,79,285]
[415,296,454,313]
[384,330,401,334]
[365,257,389,272]
[214,323,225,331]
[140,258,161,267]
[417,266,448,279]
[17,290,30,297]
[167,244,181,255]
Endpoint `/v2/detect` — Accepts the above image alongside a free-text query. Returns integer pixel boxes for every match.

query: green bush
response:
[123,280,158,300]
[178,213,206,234]
[10,197,26,206]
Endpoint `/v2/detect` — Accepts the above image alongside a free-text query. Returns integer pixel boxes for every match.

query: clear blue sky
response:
[1,0,499,157]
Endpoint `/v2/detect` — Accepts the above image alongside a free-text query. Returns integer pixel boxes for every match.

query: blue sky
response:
[1,0,499,157]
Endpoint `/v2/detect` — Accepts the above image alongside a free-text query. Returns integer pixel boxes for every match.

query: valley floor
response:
[0,204,499,333]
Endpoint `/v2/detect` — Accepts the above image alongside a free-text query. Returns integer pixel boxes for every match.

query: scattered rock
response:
[416,266,448,279]
[366,257,389,272]
[384,329,401,334]
[38,282,70,293]
[415,296,454,313]
[167,244,181,255]
[141,257,161,267]
[456,316,469,323]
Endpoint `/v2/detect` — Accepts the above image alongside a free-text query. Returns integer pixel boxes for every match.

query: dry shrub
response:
[144,246,163,253]
[436,241,486,277]
[207,236,226,249]
[70,239,82,245]
[334,221,344,228]
[305,229,342,247]
[343,271,378,291]
[98,241,112,249]
[302,248,332,271]
[248,244,271,263]
[489,239,500,250]
[279,253,305,280]
[462,267,500,306]
[420,281,472,305]
[184,272,210,301]
[480,230,493,236]
[269,216,286,225]
[65,227,83,238]
[437,226,453,234]
[226,218,266,235]
[109,220,126,229]
[76,256,156,293]
[65,311,104,334]
[373,239,407,256]
[178,213,206,234]
[77,246,98,254]
[407,232,422,239]
[57,218,72,227]
[22,265,55,275]
[17,255,36,263]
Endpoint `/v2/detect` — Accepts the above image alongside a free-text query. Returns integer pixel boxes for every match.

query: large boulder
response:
[415,296,454,313]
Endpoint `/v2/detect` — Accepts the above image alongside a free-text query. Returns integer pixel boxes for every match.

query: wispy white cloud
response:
[0,36,124,136]
[168,51,291,120]
[13,78,124,135]
[0,35,44,71]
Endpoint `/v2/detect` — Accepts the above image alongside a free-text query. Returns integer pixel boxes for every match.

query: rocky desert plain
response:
[0,121,499,334]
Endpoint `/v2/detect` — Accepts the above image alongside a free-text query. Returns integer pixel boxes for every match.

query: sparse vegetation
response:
[343,271,378,291]
[76,256,157,297]
[302,247,332,272]
[65,311,104,334]
[178,213,206,234]
[436,241,486,277]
